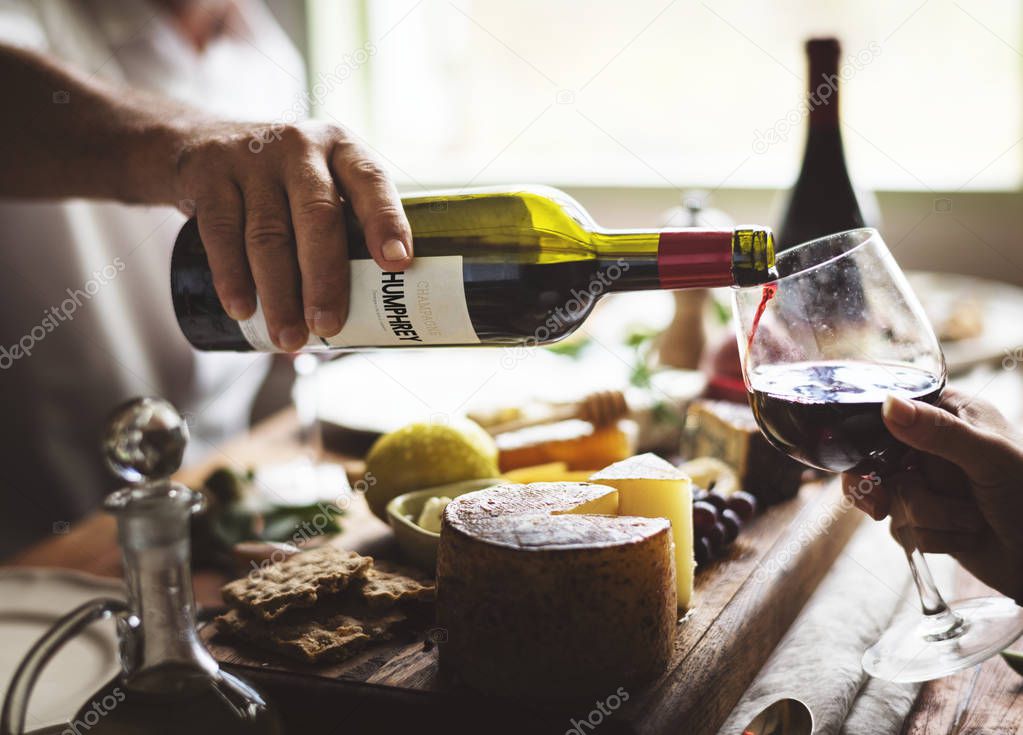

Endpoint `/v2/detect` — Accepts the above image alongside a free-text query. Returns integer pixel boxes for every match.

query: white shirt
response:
[0,0,306,554]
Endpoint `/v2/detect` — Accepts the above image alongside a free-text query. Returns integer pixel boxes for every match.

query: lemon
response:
[364,419,500,520]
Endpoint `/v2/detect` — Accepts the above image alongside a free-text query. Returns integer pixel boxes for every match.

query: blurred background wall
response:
[262,0,1023,285]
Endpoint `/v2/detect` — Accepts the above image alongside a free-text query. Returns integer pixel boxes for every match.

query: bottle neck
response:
[591,227,775,292]
[115,485,217,689]
[807,41,841,130]
[800,42,850,183]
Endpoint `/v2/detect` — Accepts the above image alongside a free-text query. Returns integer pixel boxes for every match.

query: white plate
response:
[0,569,124,731]
[908,271,1023,375]
[310,290,684,437]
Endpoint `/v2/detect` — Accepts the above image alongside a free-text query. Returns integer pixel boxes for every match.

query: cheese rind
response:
[437,482,676,700]
[590,453,695,609]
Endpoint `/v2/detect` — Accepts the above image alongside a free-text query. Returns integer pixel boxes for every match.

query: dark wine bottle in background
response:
[777,38,870,250]
[775,37,874,325]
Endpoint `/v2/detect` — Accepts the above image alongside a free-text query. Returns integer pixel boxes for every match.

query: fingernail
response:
[382,239,408,262]
[225,299,254,321]
[309,310,341,337]
[277,326,308,352]
[883,394,917,427]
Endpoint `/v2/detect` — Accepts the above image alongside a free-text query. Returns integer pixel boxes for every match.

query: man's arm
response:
[0,44,413,350]
[0,43,193,203]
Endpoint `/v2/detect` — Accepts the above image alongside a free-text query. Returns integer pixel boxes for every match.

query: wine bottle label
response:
[237,256,480,350]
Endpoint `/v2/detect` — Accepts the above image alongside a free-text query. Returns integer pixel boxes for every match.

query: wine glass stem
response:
[293,354,322,462]
[899,529,966,641]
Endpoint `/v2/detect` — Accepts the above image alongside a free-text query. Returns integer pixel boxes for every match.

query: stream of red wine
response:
[745,283,777,360]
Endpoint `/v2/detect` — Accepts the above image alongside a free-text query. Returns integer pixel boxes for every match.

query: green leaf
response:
[259,505,342,543]
[651,400,686,428]
[624,326,659,349]
[1002,650,1023,676]
[630,361,654,389]
[711,297,732,326]
[545,337,591,359]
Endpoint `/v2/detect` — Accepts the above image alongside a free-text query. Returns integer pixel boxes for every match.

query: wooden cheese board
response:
[202,479,861,735]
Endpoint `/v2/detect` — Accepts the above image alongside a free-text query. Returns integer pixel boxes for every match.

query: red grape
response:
[694,536,713,566]
[720,508,742,544]
[705,521,726,554]
[725,491,757,522]
[704,492,727,514]
[693,501,718,535]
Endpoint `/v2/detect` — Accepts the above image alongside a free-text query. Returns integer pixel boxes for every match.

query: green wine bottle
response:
[172,186,775,352]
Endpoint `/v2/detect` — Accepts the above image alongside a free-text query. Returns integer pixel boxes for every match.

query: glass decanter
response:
[1,398,280,735]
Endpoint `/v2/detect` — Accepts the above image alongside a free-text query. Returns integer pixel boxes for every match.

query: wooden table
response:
[5,407,1022,733]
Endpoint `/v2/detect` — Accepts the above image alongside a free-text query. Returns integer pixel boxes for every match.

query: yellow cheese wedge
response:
[552,484,619,516]
[503,462,602,485]
[501,462,568,483]
[590,453,695,609]
[557,469,605,483]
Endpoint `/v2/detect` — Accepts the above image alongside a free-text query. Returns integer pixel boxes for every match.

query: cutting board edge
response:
[627,483,863,734]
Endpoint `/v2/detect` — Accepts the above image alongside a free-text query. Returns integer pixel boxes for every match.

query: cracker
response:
[358,560,436,609]
[221,546,372,621]
[215,607,406,664]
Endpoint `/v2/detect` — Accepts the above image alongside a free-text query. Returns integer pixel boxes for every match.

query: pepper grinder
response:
[1,398,280,735]
[657,193,713,370]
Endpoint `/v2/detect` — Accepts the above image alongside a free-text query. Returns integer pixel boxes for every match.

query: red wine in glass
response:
[748,361,944,475]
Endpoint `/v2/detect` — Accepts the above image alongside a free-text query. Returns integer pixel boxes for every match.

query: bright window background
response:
[307,0,1023,192]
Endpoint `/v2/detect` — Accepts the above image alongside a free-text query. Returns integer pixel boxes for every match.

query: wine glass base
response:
[862,596,1023,683]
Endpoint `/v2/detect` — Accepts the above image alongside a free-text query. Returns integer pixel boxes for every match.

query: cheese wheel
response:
[437,482,676,701]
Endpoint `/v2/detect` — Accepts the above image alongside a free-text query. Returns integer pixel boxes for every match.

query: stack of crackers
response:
[215,546,435,664]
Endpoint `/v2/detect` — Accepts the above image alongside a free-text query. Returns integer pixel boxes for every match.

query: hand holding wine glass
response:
[733,227,1023,682]
[841,388,1023,605]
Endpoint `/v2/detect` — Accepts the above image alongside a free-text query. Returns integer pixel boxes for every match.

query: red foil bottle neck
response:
[657,230,735,289]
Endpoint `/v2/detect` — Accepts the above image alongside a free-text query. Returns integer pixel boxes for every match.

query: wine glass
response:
[732,227,1023,683]
[254,353,347,505]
